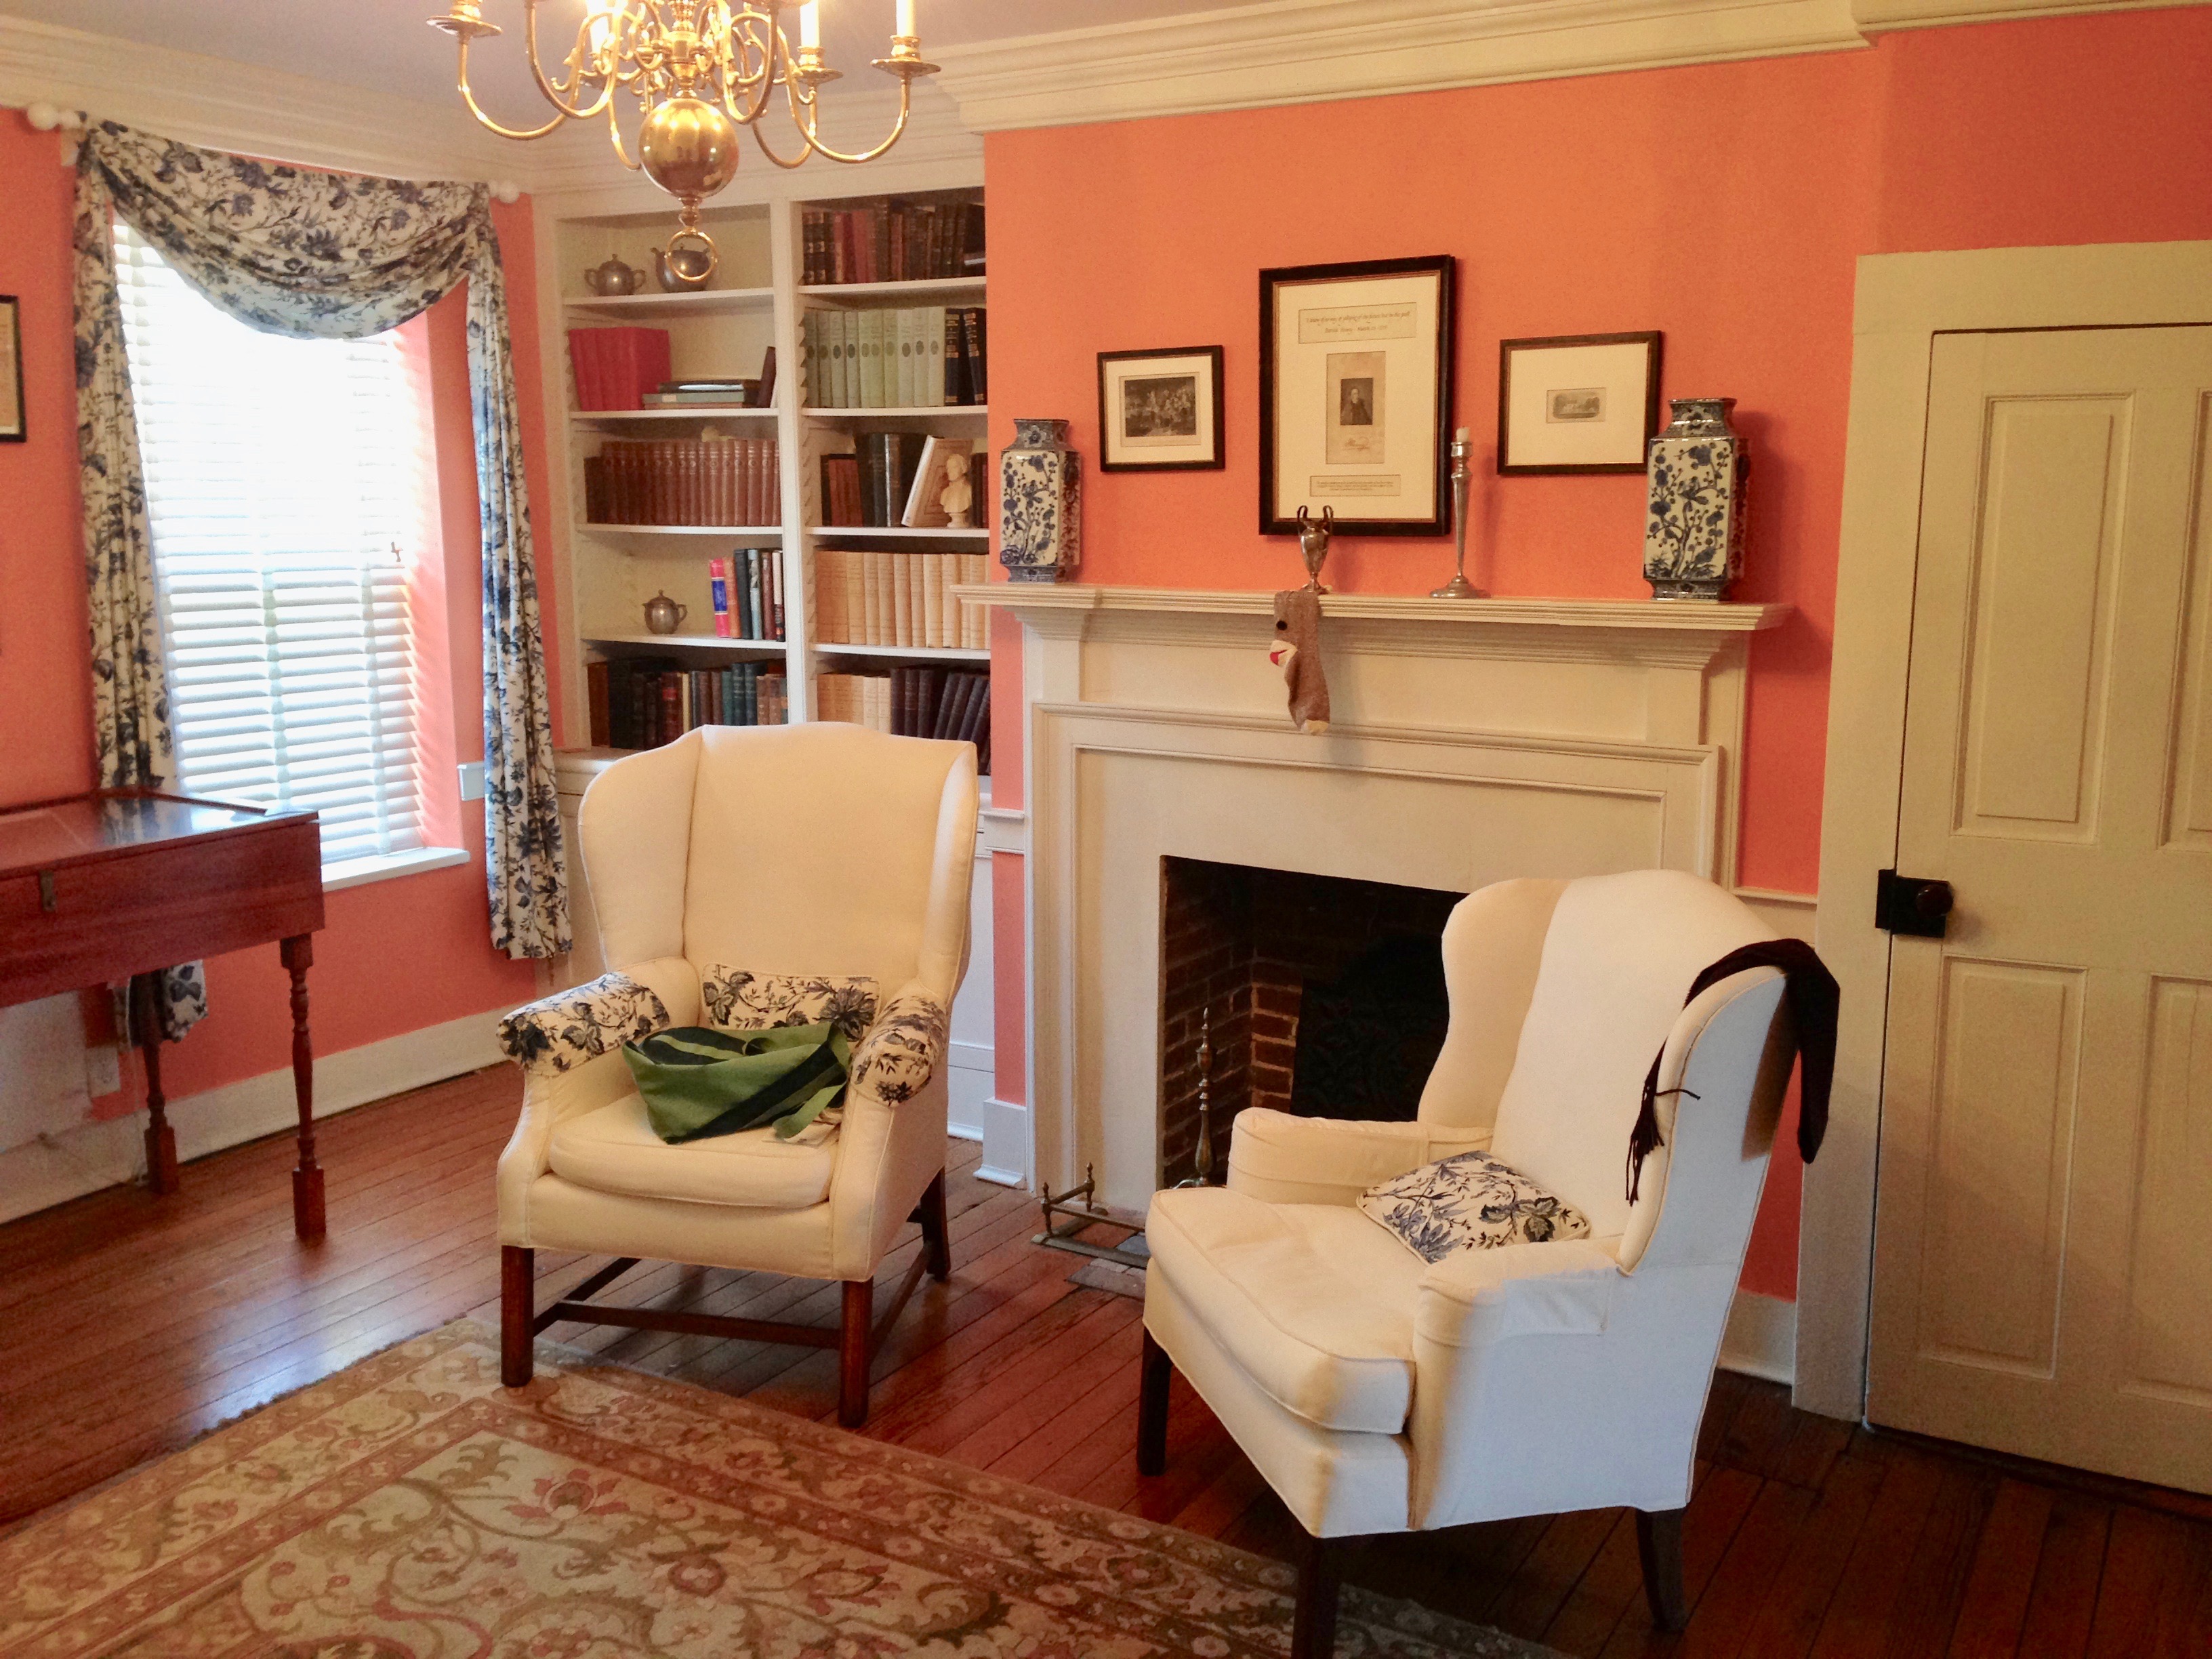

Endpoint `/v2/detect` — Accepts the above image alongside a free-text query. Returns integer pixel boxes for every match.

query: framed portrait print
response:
[1259,255,1455,536]
[0,298,22,444]
[1496,331,1661,474]
[1097,346,1225,472]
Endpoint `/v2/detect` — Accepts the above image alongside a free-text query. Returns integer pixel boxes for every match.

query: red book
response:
[567,331,605,411]
[571,327,672,411]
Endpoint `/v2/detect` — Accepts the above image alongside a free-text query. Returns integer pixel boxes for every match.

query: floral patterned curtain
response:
[74,123,570,960]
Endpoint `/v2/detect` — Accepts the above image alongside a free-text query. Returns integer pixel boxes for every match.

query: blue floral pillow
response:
[1359,1149,1592,1265]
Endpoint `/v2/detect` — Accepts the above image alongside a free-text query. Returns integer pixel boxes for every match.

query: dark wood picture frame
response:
[1258,255,1456,537]
[0,296,22,444]
[1097,345,1226,472]
[1496,331,1662,476]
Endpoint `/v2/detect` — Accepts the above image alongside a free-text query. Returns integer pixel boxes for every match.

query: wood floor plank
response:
[2015,1492,2111,1659]
[1947,1478,2056,1659]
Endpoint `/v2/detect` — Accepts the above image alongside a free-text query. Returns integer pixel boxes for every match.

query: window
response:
[113,222,430,870]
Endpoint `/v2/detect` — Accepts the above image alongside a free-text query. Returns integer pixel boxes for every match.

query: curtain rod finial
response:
[25,102,87,133]
[492,180,522,203]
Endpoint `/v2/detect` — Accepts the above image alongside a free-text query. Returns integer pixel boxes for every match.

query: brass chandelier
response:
[431,1,936,271]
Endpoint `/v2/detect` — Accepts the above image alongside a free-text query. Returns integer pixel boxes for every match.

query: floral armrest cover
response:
[497,972,670,1076]
[848,987,949,1105]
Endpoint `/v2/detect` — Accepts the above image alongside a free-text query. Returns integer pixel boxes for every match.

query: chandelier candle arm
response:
[430,0,937,247]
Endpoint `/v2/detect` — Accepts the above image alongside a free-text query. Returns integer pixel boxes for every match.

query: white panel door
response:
[1868,326,2212,1491]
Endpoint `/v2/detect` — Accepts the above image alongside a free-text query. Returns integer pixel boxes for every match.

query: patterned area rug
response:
[1,1322,1555,1658]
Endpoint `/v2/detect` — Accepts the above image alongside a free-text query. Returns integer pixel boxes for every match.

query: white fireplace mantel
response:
[956,583,1788,1206]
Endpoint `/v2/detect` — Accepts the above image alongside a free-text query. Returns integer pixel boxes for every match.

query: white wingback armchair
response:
[495,723,979,1426]
[1138,870,1799,1653]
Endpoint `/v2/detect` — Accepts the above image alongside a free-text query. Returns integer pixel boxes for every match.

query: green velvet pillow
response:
[622,1022,852,1145]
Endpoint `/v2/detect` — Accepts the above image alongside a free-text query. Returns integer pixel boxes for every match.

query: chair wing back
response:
[680,724,977,996]
[1415,879,1566,1133]
[578,735,702,970]
[1486,870,1776,1240]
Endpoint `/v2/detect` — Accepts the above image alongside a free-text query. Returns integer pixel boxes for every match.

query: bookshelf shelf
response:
[800,275,986,302]
[565,287,777,316]
[813,642,990,663]
[586,632,787,654]
[572,407,779,424]
[582,523,783,538]
[804,405,988,422]
[812,525,987,541]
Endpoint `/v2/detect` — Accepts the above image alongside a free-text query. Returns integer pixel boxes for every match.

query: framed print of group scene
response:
[1258,255,1455,536]
[1097,346,1225,472]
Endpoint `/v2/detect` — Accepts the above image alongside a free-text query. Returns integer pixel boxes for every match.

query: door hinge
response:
[1876,867,1953,938]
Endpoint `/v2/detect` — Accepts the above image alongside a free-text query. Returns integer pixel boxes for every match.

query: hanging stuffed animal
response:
[1271,589,1330,734]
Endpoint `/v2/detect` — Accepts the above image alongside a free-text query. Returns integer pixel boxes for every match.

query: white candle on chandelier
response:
[798,1,821,49]
[896,0,916,37]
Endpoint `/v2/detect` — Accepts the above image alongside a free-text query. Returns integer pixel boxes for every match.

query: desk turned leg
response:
[283,935,324,1242]
[130,972,180,1196]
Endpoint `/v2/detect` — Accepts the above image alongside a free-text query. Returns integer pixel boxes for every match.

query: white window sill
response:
[322,846,471,893]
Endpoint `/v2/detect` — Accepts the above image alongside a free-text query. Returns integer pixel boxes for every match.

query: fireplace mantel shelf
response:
[954,583,1788,634]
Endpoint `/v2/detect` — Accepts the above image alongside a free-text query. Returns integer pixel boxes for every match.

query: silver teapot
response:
[582,257,644,297]
[653,230,718,293]
[642,591,688,635]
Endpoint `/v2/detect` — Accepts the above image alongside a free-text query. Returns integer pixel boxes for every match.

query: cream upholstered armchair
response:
[1139,870,1799,1654]
[495,723,978,1427]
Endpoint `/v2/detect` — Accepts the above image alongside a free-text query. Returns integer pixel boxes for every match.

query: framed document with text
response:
[0,297,22,443]
[1258,255,1454,536]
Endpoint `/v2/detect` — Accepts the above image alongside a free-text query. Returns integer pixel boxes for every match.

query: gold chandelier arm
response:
[605,95,644,170]
[452,35,573,140]
[524,1,623,123]
[800,74,915,166]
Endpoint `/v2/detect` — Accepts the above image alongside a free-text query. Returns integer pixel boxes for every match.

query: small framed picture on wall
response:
[0,297,23,443]
[1258,255,1456,535]
[1496,331,1662,474]
[1097,346,1225,472]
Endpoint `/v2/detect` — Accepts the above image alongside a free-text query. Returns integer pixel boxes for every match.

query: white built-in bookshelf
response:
[541,178,989,746]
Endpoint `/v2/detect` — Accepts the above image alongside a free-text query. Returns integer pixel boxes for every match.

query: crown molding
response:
[930,0,2204,133]
[0,16,537,184]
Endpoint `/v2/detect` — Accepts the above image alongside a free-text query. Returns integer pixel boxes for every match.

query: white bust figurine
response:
[939,451,975,529]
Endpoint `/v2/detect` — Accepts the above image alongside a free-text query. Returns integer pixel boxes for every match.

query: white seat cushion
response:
[1147,1186,1425,1434]
[549,1090,837,1208]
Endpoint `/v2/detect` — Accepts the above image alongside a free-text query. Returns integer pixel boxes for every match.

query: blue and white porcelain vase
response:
[1643,398,1748,600]
[998,417,1082,583]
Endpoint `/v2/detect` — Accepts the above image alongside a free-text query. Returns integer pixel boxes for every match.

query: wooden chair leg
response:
[1637,1506,1688,1632]
[1289,1528,1341,1659]
[501,1246,535,1388]
[1138,1328,1173,1476]
[919,1170,951,1282]
[838,1277,874,1428]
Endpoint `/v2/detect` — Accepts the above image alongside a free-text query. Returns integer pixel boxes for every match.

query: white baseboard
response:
[946,1038,994,1143]
[0,1010,504,1227]
[1719,1288,1798,1385]
[976,1095,1029,1187]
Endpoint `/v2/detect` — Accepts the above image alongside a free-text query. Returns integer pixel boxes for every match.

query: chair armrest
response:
[1225,1108,1492,1206]
[1416,1237,1622,1348]
[495,970,670,1076]
[827,975,954,1279]
[847,978,951,1107]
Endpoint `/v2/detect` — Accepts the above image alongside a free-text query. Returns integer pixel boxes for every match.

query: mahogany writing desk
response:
[0,790,327,1237]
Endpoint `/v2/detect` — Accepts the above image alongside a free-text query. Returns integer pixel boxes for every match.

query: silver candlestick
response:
[1431,426,1481,598]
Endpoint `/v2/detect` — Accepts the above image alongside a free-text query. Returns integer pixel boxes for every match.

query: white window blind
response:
[113,222,427,869]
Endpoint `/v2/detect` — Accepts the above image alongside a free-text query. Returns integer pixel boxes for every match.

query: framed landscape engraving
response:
[1259,255,1455,536]
[0,297,22,443]
[1097,346,1225,472]
[1496,331,1662,474]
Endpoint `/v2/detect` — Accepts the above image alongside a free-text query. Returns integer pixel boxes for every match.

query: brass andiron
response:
[1177,1006,1216,1189]
[1432,426,1482,598]
[1296,504,1334,594]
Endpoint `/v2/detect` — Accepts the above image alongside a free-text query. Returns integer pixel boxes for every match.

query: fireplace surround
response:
[960,583,1786,1214]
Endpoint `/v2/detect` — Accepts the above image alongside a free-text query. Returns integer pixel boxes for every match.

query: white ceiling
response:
[0,1,1222,113]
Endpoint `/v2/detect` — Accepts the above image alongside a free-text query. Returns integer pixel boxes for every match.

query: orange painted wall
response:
[0,122,562,1114]
[981,10,2212,1299]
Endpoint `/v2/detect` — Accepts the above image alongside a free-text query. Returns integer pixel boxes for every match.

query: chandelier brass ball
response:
[638,97,739,204]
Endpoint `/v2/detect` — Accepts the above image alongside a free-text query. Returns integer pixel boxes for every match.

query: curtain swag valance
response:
[74,121,570,968]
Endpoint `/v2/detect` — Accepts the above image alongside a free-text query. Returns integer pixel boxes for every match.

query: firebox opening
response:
[1158,857,1462,1189]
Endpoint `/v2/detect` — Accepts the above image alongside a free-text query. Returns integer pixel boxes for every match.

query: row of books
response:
[569,327,671,412]
[583,438,781,527]
[817,668,991,770]
[821,434,977,530]
[802,306,987,409]
[710,551,785,640]
[800,200,983,286]
[815,550,988,651]
[588,657,790,750]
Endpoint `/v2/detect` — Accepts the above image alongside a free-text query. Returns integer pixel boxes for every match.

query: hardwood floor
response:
[5,1066,2210,1656]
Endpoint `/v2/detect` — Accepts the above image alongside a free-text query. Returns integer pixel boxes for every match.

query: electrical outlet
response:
[85,1042,122,1097]
[458,760,487,802]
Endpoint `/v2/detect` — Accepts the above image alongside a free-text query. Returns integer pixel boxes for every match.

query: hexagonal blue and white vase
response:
[998,417,1082,583]
[1643,398,1748,600]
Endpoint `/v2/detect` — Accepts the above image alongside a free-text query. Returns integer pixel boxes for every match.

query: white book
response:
[924,306,947,406]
